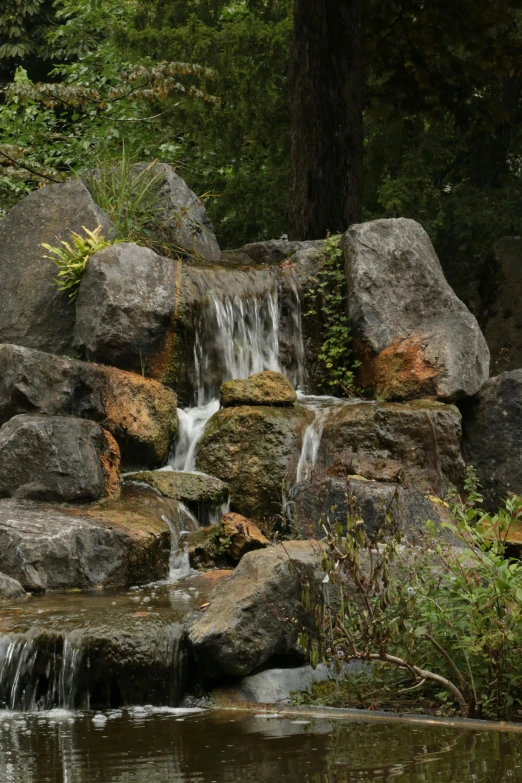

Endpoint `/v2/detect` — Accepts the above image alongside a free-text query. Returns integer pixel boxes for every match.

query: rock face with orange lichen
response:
[343,218,490,401]
[220,370,297,407]
[0,414,120,502]
[184,511,269,569]
[0,344,178,468]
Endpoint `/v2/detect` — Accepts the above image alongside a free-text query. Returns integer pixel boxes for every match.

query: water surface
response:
[1,708,521,782]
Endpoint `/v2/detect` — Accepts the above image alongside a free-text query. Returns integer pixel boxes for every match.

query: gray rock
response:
[133,162,220,262]
[0,572,26,600]
[0,415,120,502]
[227,239,323,266]
[343,218,490,401]
[289,475,454,543]
[317,400,465,497]
[189,540,325,679]
[460,370,522,510]
[124,469,229,525]
[289,476,399,539]
[0,494,171,591]
[0,180,112,355]
[233,664,331,704]
[74,243,178,373]
[0,343,178,469]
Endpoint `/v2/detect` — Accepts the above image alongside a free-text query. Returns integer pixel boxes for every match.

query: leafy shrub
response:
[303,235,360,397]
[298,467,522,720]
[41,225,117,299]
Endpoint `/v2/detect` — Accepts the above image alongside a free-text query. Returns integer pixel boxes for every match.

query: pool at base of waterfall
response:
[1,707,521,782]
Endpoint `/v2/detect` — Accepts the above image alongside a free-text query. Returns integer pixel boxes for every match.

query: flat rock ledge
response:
[220,371,297,407]
[0,497,171,592]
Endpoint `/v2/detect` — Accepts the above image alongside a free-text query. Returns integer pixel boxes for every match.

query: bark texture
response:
[288,0,364,240]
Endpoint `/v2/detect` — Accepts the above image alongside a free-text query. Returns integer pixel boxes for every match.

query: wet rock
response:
[343,218,490,401]
[124,469,228,524]
[222,239,323,266]
[289,475,453,543]
[0,180,112,355]
[132,162,220,263]
[189,540,325,679]
[185,513,268,569]
[289,476,399,539]
[196,405,313,521]
[0,490,172,591]
[0,572,26,601]
[0,415,120,502]
[460,370,522,510]
[317,400,464,496]
[0,344,178,468]
[74,243,179,375]
[473,237,522,373]
[220,370,297,407]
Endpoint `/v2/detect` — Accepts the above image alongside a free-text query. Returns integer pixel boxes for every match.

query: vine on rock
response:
[303,234,360,397]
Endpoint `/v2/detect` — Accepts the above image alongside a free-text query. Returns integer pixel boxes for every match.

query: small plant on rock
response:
[42,225,117,299]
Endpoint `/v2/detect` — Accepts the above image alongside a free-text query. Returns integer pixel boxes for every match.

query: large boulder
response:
[221,239,322,266]
[220,370,297,407]
[343,218,490,401]
[132,162,221,263]
[0,180,112,355]
[189,540,325,679]
[0,415,120,502]
[289,475,453,542]
[74,243,179,375]
[315,400,465,496]
[124,469,229,525]
[196,405,313,521]
[474,237,522,372]
[0,344,178,468]
[460,370,522,510]
[0,488,173,591]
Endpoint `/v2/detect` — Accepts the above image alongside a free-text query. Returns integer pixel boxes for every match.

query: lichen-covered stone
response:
[124,469,228,524]
[460,370,522,510]
[0,180,113,355]
[0,487,172,591]
[185,513,269,569]
[0,415,120,502]
[196,405,313,521]
[316,400,464,496]
[343,218,490,401]
[0,344,178,468]
[189,540,325,679]
[220,370,297,407]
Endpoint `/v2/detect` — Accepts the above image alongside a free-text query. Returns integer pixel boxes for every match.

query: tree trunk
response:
[288,0,364,240]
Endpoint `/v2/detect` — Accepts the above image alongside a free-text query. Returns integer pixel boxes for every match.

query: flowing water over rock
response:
[172,265,307,471]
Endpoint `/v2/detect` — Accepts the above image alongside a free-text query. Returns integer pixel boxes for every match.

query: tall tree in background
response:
[288,0,364,240]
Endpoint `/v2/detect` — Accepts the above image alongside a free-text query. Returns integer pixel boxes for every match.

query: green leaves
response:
[303,235,360,397]
[41,224,118,299]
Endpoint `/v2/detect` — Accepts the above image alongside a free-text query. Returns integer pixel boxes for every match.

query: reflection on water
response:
[0,708,521,783]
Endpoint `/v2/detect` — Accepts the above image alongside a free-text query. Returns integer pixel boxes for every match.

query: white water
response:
[171,280,290,471]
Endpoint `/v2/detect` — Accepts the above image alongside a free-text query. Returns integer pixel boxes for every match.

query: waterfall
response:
[171,266,301,472]
[296,407,330,483]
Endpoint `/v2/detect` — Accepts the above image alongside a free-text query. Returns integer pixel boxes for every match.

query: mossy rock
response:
[196,405,313,521]
[220,370,297,407]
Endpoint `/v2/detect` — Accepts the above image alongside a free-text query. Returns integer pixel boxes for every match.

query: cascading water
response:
[171,266,300,472]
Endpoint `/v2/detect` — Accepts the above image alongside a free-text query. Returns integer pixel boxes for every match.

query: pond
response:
[1,707,521,783]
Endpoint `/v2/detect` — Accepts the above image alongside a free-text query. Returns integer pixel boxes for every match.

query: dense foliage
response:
[300,468,522,720]
[2,0,522,289]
